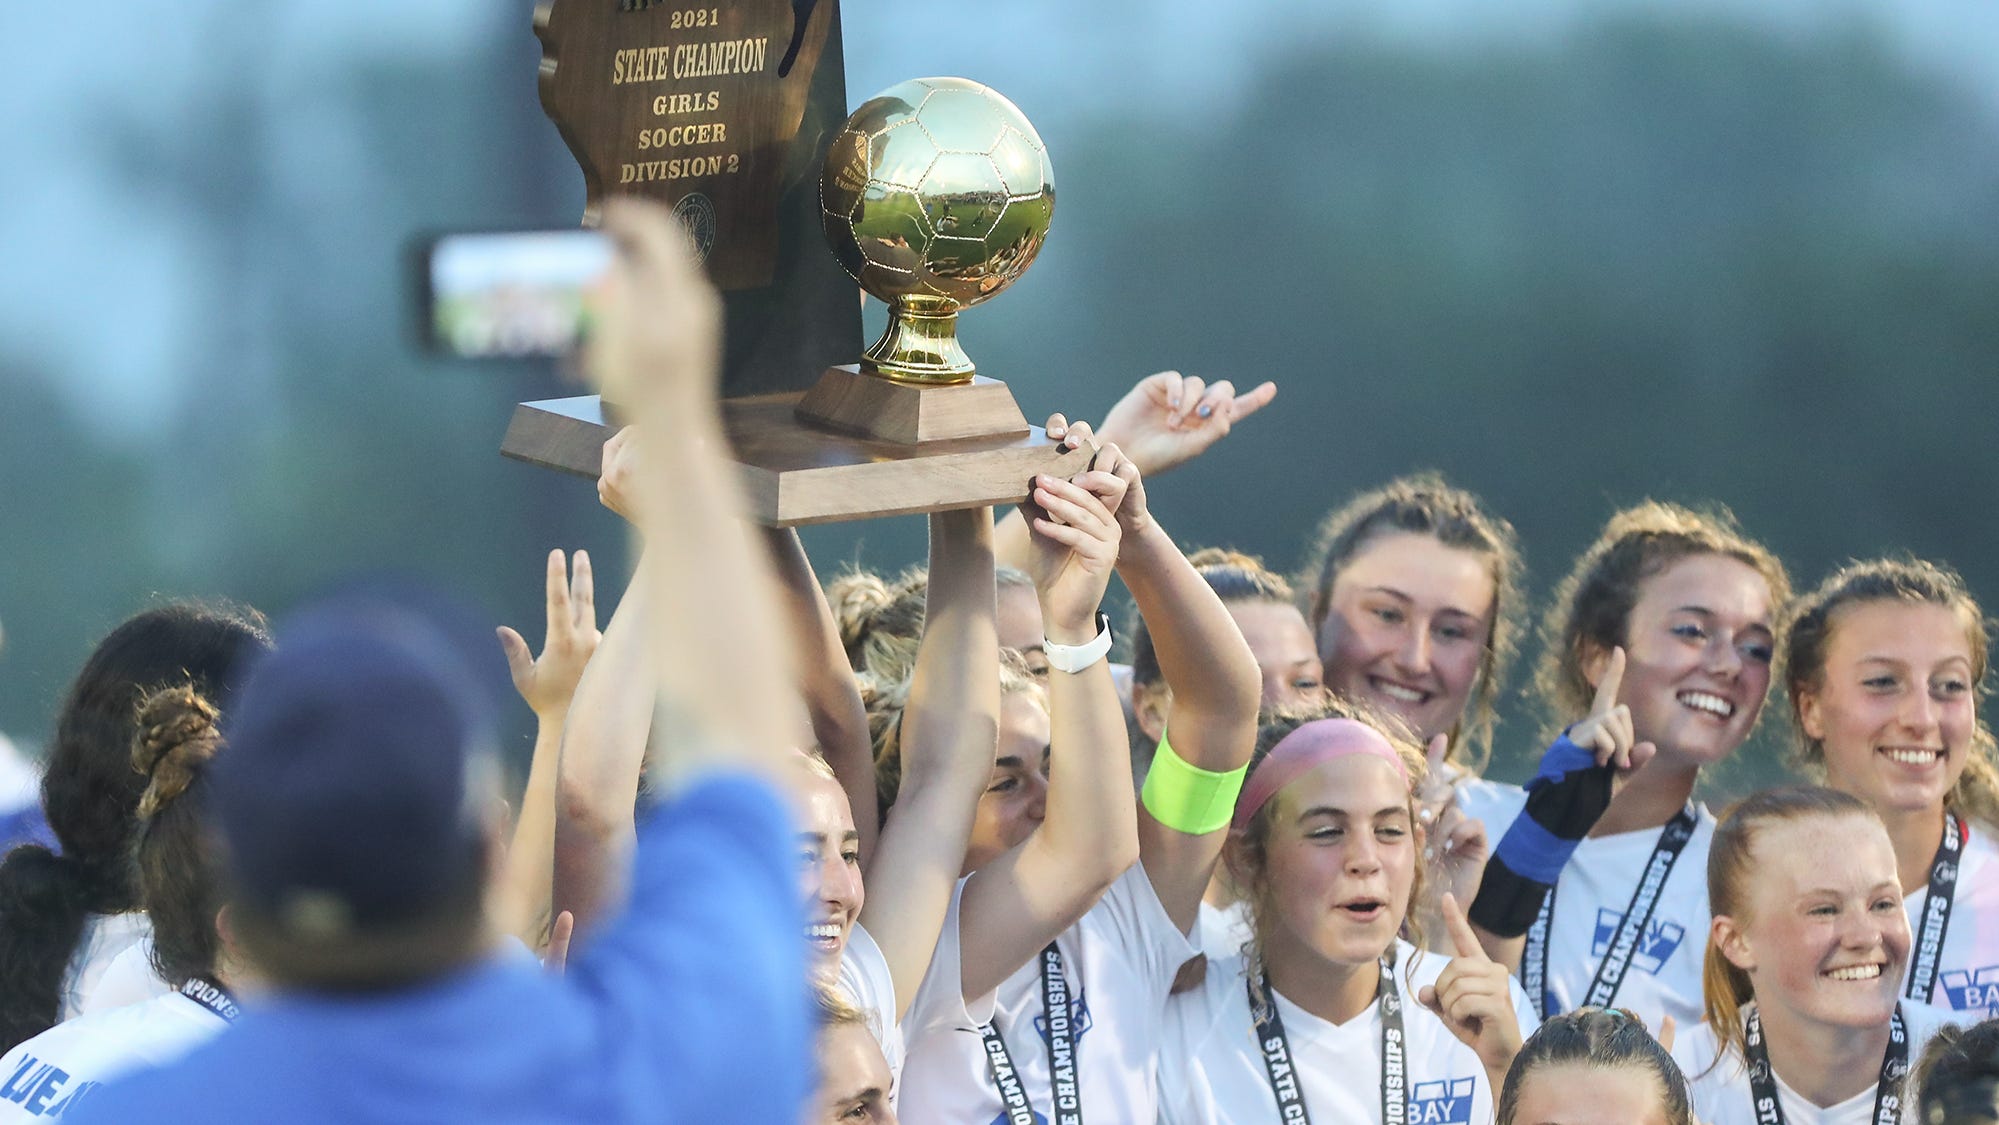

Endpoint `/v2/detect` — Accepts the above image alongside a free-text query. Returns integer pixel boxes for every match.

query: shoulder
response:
[1670,1017,1738,1092]
[1961,819,1999,865]
[837,924,896,1019]
[78,939,171,1017]
[0,994,227,1115]
[1900,999,1971,1053]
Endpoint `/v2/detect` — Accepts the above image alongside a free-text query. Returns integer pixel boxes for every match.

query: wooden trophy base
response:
[501,368,1090,526]
[794,365,1029,444]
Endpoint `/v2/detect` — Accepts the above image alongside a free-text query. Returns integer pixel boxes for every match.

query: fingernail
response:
[1169,397,1181,408]
[1197,404,1213,418]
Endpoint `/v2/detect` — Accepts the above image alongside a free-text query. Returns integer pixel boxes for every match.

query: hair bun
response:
[131,684,222,819]
[827,571,896,652]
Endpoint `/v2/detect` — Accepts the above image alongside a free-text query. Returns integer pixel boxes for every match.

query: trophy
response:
[505,2,1088,524]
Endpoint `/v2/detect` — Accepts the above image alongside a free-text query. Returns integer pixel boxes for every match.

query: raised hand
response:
[1426,798,1490,916]
[1071,441,1151,538]
[1417,893,1525,1080]
[1018,472,1125,640]
[596,427,640,525]
[497,549,603,720]
[585,198,723,414]
[1569,647,1656,773]
[1094,371,1277,476]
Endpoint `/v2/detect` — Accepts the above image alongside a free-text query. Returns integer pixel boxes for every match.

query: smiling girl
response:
[1300,474,1525,830]
[1785,558,1999,1019]
[1471,502,1790,1031]
[1159,699,1537,1124]
[1672,786,1958,1125]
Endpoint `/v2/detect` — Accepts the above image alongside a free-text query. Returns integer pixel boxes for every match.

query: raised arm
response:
[1090,446,1262,934]
[957,473,1138,1002]
[764,526,878,863]
[589,202,800,793]
[495,548,601,951]
[857,507,1002,1018]
[550,549,654,934]
[994,372,1277,571]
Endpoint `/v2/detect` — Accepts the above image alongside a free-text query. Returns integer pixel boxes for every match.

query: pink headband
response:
[1230,718,1411,834]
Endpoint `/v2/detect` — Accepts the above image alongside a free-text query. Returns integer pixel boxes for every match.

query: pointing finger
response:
[1441,893,1486,961]
[1229,381,1278,419]
[1657,1014,1677,1054]
[1590,646,1627,718]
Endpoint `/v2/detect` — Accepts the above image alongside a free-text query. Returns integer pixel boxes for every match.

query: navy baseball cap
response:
[213,598,500,939]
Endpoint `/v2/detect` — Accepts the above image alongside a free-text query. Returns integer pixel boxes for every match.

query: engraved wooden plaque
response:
[511,0,1088,523]
[534,0,856,396]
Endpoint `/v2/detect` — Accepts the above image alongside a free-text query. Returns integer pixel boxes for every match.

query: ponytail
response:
[131,684,228,988]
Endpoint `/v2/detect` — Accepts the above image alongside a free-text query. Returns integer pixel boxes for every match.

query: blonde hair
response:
[868,648,1043,818]
[1299,473,1523,770]
[1700,786,1879,1070]
[1227,696,1429,994]
[828,567,927,681]
[1784,557,1999,833]
[1534,501,1791,739]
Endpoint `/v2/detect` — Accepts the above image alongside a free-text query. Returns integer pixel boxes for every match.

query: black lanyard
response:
[1743,1004,1909,1125]
[1525,804,1698,1017]
[982,943,1082,1125]
[1906,811,1966,1005]
[1251,957,1405,1124]
[177,977,240,1024]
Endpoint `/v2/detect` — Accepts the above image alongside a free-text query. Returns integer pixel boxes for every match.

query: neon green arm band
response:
[1140,731,1249,836]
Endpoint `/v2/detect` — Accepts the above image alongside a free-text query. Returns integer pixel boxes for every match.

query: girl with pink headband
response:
[1158,700,1537,1124]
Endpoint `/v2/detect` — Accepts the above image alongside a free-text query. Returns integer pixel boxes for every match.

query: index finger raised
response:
[1439,892,1486,961]
[1590,646,1627,717]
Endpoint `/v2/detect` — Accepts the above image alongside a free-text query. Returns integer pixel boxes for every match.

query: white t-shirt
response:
[0,989,227,1119]
[1905,819,1999,1018]
[0,734,37,814]
[57,914,151,1023]
[1671,1001,1960,1125]
[1452,773,1526,841]
[1197,899,1251,964]
[74,939,171,1018]
[1497,804,1717,1030]
[837,923,905,1088]
[1159,939,1539,1125]
[898,862,1198,1125]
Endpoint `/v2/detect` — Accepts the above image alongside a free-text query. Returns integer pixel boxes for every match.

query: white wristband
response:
[1043,613,1113,674]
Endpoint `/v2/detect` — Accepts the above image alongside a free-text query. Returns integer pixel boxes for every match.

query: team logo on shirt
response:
[1,1053,101,1117]
[1938,965,1999,1010]
[1031,990,1093,1047]
[1590,908,1687,975]
[1410,1076,1477,1124]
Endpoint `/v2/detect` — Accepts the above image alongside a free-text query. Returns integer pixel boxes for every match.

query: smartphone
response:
[415,229,612,360]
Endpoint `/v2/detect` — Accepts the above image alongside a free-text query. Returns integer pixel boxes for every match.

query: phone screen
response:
[423,230,612,360]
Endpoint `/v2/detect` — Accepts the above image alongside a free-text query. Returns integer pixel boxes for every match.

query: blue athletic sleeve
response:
[567,772,810,1124]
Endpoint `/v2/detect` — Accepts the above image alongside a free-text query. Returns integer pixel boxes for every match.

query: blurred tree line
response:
[4,15,1996,799]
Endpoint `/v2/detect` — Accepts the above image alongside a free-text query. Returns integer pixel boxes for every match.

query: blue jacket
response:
[63,775,808,1123]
